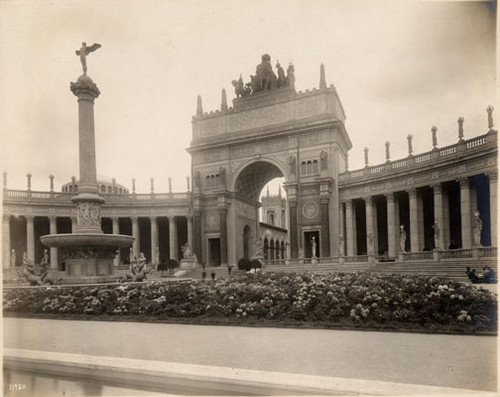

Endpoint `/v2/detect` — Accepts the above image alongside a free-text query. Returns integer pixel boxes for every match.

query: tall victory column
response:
[41,43,133,281]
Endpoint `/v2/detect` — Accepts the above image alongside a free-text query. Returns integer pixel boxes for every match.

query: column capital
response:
[385,192,394,202]
[25,215,34,222]
[432,184,442,194]
[149,216,157,222]
[167,215,176,221]
[344,199,353,209]
[364,196,372,205]
[458,177,470,188]
[130,216,139,222]
[48,216,57,222]
[407,188,417,198]
[487,170,498,183]
[3,214,11,222]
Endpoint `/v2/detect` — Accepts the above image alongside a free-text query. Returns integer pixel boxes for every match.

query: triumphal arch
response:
[188,55,350,265]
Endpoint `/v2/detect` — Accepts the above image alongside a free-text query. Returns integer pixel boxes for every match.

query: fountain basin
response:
[41,233,134,279]
[41,233,133,248]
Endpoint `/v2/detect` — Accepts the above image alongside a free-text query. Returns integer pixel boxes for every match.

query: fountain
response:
[41,43,133,282]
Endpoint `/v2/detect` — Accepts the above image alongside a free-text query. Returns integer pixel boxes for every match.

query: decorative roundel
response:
[302,201,319,219]
[206,211,220,227]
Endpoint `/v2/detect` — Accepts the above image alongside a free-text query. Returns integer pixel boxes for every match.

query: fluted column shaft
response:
[49,217,58,269]
[488,172,497,246]
[168,216,177,260]
[3,215,10,268]
[386,194,397,257]
[26,216,35,262]
[365,197,374,254]
[408,189,419,252]
[289,201,298,258]
[433,185,444,250]
[345,200,355,256]
[187,216,193,248]
[150,217,158,266]
[131,217,140,259]
[460,179,472,248]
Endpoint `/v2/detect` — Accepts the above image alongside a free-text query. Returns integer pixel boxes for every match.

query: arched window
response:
[267,211,275,225]
[107,186,112,193]
[301,161,307,175]
[101,185,106,192]
[313,160,319,173]
[307,161,312,174]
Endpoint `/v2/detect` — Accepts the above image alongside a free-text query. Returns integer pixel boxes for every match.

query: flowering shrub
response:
[3,273,497,333]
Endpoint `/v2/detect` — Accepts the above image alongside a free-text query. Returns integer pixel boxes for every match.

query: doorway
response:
[208,238,221,266]
[304,231,320,258]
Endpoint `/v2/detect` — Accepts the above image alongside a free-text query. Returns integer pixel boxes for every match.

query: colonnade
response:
[2,214,193,268]
[341,173,497,257]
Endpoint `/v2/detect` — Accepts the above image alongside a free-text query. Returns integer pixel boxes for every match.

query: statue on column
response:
[75,42,102,75]
[473,211,482,247]
[399,225,407,253]
[433,221,440,250]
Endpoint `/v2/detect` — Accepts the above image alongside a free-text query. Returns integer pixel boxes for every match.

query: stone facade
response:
[2,59,497,269]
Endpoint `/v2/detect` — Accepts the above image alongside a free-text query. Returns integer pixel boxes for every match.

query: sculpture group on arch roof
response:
[232,54,295,98]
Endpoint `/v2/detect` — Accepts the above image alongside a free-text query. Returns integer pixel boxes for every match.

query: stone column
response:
[442,188,451,249]
[433,184,444,250]
[49,217,58,269]
[71,216,77,233]
[488,171,497,246]
[320,196,330,257]
[168,216,177,260]
[131,216,140,259]
[408,188,420,252]
[386,193,397,257]
[193,209,202,262]
[26,216,35,262]
[112,217,120,266]
[365,197,374,254]
[218,207,228,266]
[150,216,158,266]
[2,214,10,268]
[187,215,193,248]
[345,200,355,256]
[459,178,472,248]
[339,202,345,256]
[417,193,425,250]
[288,200,298,258]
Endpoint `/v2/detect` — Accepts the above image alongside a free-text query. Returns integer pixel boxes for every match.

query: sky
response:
[0,0,497,195]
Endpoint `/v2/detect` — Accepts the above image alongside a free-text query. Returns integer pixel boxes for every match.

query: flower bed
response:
[3,272,497,333]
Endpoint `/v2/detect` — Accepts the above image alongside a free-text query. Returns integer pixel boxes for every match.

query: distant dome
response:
[61,176,130,195]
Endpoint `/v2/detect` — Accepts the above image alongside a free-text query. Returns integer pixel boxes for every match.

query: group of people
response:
[466,266,496,284]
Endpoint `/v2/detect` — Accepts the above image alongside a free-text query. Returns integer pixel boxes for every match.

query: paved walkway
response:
[3,318,497,394]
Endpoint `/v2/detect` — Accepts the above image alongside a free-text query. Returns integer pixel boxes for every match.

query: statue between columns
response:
[433,221,440,250]
[399,225,407,253]
[473,211,482,247]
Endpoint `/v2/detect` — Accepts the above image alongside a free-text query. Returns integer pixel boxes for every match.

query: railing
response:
[415,153,431,163]
[466,136,486,149]
[339,131,495,183]
[4,189,191,203]
[402,252,433,261]
[344,255,368,262]
[478,247,497,257]
[391,159,407,169]
[440,249,473,259]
